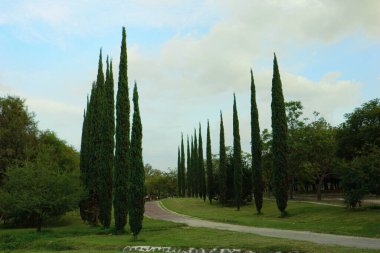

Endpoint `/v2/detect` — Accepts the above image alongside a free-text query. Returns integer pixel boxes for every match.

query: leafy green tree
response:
[0,149,80,232]
[0,96,37,182]
[250,69,263,214]
[303,114,337,201]
[190,135,195,197]
[206,120,215,204]
[337,98,380,160]
[145,164,177,198]
[233,94,242,210]
[219,112,227,205]
[271,54,288,216]
[186,136,192,197]
[180,133,186,196]
[198,124,206,201]
[114,27,130,232]
[129,83,144,240]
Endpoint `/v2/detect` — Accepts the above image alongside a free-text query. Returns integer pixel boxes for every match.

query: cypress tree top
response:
[271,53,289,215]
[233,94,242,211]
[114,26,130,231]
[129,82,144,240]
[251,68,264,214]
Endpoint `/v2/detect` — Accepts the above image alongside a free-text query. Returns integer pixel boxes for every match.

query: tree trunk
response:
[36,215,42,232]
[317,175,324,201]
[290,177,295,199]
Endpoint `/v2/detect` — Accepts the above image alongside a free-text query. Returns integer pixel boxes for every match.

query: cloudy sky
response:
[0,0,379,170]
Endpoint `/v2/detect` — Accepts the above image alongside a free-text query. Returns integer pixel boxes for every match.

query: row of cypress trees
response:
[79,27,145,238]
[176,54,288,215]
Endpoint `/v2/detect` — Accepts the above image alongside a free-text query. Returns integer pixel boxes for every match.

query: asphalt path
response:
[145,200,380,250]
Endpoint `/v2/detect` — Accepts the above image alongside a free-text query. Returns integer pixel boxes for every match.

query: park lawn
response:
[1,211,378,253]
[161,198,380,238]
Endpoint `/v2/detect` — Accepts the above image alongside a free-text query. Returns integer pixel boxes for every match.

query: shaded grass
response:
[161,198,380,238]
[1,210,379,252]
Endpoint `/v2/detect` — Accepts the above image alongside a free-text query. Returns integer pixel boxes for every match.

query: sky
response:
[0,0,379,171]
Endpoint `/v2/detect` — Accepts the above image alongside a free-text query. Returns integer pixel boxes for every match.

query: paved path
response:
[145,201,380,250]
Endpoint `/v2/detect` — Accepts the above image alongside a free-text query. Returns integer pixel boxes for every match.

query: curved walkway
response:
[145,201,380,250]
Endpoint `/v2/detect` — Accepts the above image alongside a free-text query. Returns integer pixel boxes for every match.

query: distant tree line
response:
[177,54,380,215]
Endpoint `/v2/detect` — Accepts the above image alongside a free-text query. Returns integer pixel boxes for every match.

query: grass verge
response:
[161,198,380,238]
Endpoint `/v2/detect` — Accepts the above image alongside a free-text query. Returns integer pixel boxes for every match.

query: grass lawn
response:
[161,198,380,238]
[1,210,379,252]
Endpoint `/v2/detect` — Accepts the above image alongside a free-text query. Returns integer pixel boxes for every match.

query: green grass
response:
[161,198,380,238]
[1,210,379,252]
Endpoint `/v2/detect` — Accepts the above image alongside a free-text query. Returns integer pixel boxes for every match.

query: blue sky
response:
[0,0,379,170]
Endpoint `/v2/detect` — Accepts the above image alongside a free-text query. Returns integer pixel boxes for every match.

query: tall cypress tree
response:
[251,69,264,214]
[79,103,90,221]
[186,135,191,197]
[177,147,181,196]
[198,124,206,201]
[190,135,195,197]
[271,53,288,216]
[129,82,144,241]
[206,120,215,204]
[180,133,186,197]
[100,57,114,228]
[114,27,130,231]
[193,130,198,197]
[219,112,227,205]
[233,94,242,211]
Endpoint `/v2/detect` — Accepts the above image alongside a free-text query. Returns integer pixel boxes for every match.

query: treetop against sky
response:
[0,0,379,170]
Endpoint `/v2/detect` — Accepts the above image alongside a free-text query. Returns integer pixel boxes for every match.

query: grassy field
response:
[161,198,380,238]
[1,211,379,252]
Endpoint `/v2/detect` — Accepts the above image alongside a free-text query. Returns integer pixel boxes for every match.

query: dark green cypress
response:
[79,102,89,221]
[193,131,198,197]
[198,124,206,201]
[251,69,264,214]
[219,112,227,205]
[271,54,288,216]
[100,57,114,228]
[177,147,181,196]
[233,94,242,211]
[186,135,191,197]
[180,134,186,197]
[190,135,195,197]
[96,49,110,228]
[206,120,215,204]
[114,27,130,231]
[129,83,144,240]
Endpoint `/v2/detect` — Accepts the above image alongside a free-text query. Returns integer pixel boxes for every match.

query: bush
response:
[0,157,81,231]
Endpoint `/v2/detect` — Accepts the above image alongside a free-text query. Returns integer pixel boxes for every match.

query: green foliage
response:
[177,147,181,196]
[129,83,145,239]
[233,94,243,210]
[271,54,288,215]
[114,26,130,232]
[340,147,380,208]
[206,120,215,204]
[250,69,263,214]
[145,164,176,198]
[0,96,37,182]
[198,124,206,201]
[218,112,227,205]
[193,130,198,197]
[337,98,380,160]
[180,134,186,197]
[0,151,80,231]
[186,136,192,197]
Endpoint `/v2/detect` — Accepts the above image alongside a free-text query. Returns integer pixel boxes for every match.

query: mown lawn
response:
[1,210,379,253]
[161,198,380,238]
